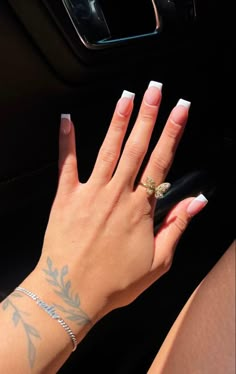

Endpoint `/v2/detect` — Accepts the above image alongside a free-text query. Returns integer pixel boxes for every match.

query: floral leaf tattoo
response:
[43,257,90,325]
[2,294,40,368]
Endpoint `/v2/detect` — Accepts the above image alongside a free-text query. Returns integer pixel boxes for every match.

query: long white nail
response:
[121,90,135,100]
[61,113,71,135]
[176,99,191,109]
[148,81,163,91]
[187,194,208,217]
[61,113,71,121]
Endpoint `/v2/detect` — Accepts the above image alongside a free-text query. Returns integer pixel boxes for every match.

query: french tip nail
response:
[121,90,135,100]
[187,193,208,217]
[176,99,191,109]
[60,114,72,135]
[61,113,71,121]
[194,194,208,203]
[148,81,163,91]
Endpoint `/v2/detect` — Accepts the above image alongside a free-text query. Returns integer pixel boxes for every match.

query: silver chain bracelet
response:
[15,286,78,352]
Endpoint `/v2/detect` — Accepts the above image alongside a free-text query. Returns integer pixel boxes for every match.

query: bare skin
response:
[148,240,235,374]
[0,83,209,373]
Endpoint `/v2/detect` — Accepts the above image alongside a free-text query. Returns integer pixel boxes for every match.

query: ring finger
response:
[139,99,191,196]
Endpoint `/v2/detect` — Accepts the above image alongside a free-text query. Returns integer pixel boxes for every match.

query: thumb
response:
[151,194,208,271]
[57,114,79,195]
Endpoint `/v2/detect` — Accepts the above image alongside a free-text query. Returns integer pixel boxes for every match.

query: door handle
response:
[51,0,197,50]
[62,0,161,49]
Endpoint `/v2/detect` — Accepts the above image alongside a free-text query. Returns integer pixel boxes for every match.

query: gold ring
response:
[139,177,171,199]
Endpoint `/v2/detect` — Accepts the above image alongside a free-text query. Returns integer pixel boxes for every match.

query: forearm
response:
[0,259,97,374]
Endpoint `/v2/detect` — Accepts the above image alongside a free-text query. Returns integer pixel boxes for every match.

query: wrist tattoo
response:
[1,258,90,369]
[43,257,91,325]
[2,293,40,368]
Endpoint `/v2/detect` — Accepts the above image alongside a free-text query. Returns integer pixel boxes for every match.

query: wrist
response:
[22,254,109,334]
[20,267,94,341]
[1,276,77,373]
[15,286,78,351]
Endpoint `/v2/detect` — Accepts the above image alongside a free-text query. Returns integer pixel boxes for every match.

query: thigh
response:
[148,240,235,374]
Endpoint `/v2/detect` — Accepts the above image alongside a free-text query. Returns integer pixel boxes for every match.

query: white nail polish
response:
[121,90,135,99]
[61,113,71,121]
[187,193,208,217]
[148,81,163,91]
[193,194,208,203]
[176,99,191,109]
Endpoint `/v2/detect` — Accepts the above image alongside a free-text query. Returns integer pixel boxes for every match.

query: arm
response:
[0,82,208,373]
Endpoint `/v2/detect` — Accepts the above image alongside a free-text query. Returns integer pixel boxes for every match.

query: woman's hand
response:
[0,82,208,373]
[36,82,207,321]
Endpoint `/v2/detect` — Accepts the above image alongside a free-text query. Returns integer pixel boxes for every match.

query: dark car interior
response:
[0,1,234,373]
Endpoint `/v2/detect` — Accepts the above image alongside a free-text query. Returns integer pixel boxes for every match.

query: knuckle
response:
[130,202,152,225]
[59,158,77,175]
[167,119,183,139]
[140,105,157,121]
[152,154,169,175]
[111,118,126,132]
[173,215,188,233]
[100,147,117,164]
[140,112,155,122]
[126,141,146,161]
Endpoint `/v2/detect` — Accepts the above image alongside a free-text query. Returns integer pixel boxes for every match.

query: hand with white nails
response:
[0,83,208,373]
[39,84,208,317]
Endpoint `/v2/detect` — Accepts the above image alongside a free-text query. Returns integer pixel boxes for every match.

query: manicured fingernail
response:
[61,113,71,135]
[171,98,191,123]
[117,90,135,116]
[187,194,208,217]
[121,90,135,100]
[176,99,191,109]
[145,81,162,106]
[148,81,163,90]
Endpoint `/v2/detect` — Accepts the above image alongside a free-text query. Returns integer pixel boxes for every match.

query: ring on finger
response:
[139,177,171,199]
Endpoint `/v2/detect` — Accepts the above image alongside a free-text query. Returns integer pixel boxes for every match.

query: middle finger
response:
[114,81,163,188]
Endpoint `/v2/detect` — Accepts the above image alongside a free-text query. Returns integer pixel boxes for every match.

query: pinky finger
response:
[151,194,208,272]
